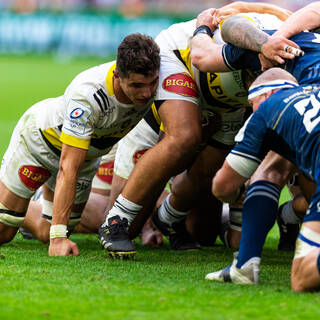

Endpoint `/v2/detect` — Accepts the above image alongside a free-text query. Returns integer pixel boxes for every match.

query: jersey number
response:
[293,92,320,133]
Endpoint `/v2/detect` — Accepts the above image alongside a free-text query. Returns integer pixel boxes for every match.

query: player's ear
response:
[265,89,276,100]
[113,69,120,79]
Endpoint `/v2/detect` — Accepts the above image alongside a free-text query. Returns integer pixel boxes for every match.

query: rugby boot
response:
[98,215,136,260]
[277,204,300,252]
[152,209,201,250]
[19,227,36,240]
[205,252,260,284]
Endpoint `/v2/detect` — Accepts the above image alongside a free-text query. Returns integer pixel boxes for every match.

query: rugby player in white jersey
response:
[0,33,160,256]
[98,2,292,258]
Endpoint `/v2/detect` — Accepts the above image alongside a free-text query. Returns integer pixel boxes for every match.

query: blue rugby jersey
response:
[231,85,320,182]
[222,30,320,85]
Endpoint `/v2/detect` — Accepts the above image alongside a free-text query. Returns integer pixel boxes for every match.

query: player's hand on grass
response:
[261,36,303,67]
[49,238,79,256]
[141,228,163,248]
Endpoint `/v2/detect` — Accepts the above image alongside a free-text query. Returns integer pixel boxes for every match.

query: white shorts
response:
[91,143,117,191]
[294,225,320,259]
[210,108,247,146]
[114,119,159,179]
[0,106,100,219]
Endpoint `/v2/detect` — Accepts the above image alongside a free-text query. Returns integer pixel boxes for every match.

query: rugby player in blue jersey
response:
[206,68,320,292]
[191,2,320,283]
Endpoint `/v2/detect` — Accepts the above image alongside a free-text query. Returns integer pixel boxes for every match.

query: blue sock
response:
[317,252,320,276]
[236,180,281,268]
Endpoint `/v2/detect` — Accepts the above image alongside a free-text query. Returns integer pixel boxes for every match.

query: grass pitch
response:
[0,55,319,320]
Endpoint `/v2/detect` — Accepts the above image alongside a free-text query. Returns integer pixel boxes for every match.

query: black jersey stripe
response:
[97,89,109,110]
[143,108,160,134]
[98,89,110,108]
[173,50,188,69]
[93,93,104,113]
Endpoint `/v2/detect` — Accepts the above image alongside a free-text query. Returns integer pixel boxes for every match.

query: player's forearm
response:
[274,2,320,38]
[191,35,228,72]
[221,15,269,52]
[51,171,77,225]
[234,2,291,21]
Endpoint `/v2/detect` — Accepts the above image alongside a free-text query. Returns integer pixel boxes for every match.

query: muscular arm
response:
[49,144,87,256]
[190,36,227,72]
[191,1,291,73]
[215,1,291,24]
[121,100,202,206]
[274,2,320,38]
[221,15,300,66]
[52,144,87,225]
[212,161,248,204]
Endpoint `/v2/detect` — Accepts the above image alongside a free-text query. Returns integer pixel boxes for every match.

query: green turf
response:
[0,55,319,320]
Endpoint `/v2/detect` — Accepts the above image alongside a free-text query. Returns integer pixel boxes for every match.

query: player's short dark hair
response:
[116,33,160,78]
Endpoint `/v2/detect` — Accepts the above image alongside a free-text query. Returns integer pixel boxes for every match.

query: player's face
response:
[120,72,159,106]
[249,93,268,112]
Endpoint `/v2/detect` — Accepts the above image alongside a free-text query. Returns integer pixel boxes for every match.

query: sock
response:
[229,205,242,232]
[317,252,320,276]
[104,194,142,226]
[280,200,301,224]
[236,180,281,268]
[158,194,190,226]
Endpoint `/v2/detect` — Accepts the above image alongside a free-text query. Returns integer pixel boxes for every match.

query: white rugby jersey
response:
[31,61,152,159]
[156,13,283,114]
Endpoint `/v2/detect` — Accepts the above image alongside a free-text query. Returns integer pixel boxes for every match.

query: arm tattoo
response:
[221,16,269,52]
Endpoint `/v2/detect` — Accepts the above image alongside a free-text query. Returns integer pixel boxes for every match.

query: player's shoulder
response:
[65,61,115,104]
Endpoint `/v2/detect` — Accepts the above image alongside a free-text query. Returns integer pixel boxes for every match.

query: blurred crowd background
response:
[0,0,313,15]
[0,0,315,57]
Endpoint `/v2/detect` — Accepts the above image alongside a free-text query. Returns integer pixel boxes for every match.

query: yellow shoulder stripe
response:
[106,62,116,96]
[42,128,63,151]
[60,132,90,150]
[219,14,256,28]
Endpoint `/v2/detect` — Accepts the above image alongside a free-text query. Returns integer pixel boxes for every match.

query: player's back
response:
[258,85,320,181]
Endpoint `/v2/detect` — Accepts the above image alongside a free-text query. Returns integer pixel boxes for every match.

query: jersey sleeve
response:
[60,98,95,150]
[226,111,268,177]
[222,44,261,72]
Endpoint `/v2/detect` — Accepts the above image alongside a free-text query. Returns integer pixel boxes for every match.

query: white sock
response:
[280,200,301,224]
[158,194,190,226]
[103,194,142,226]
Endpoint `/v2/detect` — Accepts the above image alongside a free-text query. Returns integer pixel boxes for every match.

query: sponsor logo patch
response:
[96,161,114,184]
[133,150,147,164]
[162,73,198,98]
[18,166,51,191]
[70,108,85,119]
